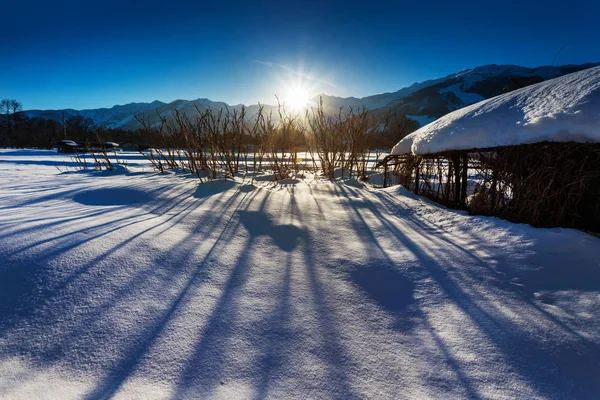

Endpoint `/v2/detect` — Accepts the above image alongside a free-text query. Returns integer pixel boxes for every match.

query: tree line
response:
[0,100,149,149]
[0,99,420,178]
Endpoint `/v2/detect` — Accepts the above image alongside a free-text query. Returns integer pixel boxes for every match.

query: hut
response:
[55,139,82,153]
[55,140,121,153]
[379,66,600,232]
[104,142,120,150]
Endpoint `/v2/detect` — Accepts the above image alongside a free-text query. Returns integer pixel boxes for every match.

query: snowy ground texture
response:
[392,65,600,155]
[1,149,600,399]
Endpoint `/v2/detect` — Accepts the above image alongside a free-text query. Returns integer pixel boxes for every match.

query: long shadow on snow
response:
[252,186,358,399]
[173,185,359,398]
[0,184,200,336]
[44,186,254,371]
[293,186,361,400]
[83,184,260,399]
[172,191,273,398]
[0,180,244,359]
[334,183,481,399]
[252,251,293,399]
[374,188,600,334]
[0,158,83,169]
[0,178,185,240]
[1,179,194,254]
[238,210,305,251]
[340,183,600,399]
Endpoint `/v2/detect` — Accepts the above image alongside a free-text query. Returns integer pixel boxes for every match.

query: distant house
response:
[101,142,121,152]
[55,140,121,153]
[55,140,82,153]
[104,142,120,150]
[379,66,600,232]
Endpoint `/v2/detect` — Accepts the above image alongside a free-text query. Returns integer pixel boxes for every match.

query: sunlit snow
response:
[0,150,599,399]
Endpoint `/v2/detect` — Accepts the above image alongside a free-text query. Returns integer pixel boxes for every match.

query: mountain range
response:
[23,62,600,130]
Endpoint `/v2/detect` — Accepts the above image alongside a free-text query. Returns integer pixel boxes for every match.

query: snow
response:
[439,83,486,105]
[1,149,599,399]
[106,114,135,129]
[390,134,415,156]
[392,66,600,155]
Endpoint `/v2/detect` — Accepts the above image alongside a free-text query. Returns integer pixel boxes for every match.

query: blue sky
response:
[1,0,599,110]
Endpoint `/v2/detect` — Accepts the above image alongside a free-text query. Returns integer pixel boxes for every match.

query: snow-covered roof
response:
[59,140,79,146]
[390,135,414,155]
[391,66,600,155]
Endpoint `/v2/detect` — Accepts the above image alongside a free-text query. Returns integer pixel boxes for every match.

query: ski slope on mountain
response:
[0,150,599,399]
[392,66,600,155]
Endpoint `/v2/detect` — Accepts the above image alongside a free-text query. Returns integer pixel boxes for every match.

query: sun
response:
[284,85,310,112]
[267,62,336,113]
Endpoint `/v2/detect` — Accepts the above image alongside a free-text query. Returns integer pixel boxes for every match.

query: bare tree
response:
[0,99,22,147]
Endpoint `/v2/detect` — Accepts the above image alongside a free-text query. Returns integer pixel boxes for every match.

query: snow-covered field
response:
[1,149,599,399]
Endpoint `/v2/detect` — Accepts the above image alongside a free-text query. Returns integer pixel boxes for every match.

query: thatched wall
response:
[381,141,600,232]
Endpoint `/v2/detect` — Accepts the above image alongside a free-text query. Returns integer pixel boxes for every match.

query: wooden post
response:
[414,159,420,195]
[453,154,461,208]
[461,154,468,208]
[442,158,449,202]
[383,161,388,188]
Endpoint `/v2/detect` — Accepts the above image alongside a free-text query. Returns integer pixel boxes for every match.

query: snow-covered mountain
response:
[355,62,600,122]
[23,99,241,131]
[23,62,600,130]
